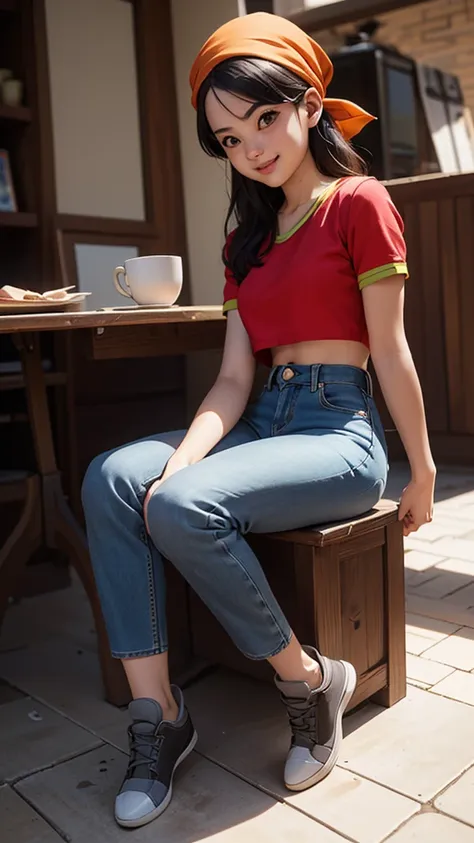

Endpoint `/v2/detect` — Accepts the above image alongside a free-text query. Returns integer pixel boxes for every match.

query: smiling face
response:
[204,87,322,188]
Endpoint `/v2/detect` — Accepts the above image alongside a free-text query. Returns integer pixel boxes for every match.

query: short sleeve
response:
[346,178,408,290]
[222,232,239,316]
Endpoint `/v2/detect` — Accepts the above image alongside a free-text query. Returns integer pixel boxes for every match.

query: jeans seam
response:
[241,632,293,660]
[351,473,388,504]
[212,529,291,650]
[140,526,163,652]
[318,384,372,419]
[112,644,168,658]
[272,385,300,435]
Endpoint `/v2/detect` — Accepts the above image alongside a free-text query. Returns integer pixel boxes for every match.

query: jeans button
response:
[282,367,294,381]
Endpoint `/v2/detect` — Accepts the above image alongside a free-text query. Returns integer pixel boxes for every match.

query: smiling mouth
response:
[256,156,279,172]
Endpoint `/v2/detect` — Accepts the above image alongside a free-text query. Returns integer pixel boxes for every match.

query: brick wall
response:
[313,0,474,115]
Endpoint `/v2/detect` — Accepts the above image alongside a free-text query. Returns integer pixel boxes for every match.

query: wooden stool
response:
[189,500,406,710]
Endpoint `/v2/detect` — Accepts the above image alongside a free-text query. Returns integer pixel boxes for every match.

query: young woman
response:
[82,12,435,829]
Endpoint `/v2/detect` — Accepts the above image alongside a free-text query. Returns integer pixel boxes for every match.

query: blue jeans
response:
[82,364,388,660]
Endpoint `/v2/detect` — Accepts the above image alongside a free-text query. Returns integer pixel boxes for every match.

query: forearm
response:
[372,342,436,480]
[168,375,250,467]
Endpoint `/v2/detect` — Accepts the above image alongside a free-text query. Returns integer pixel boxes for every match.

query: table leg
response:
[0,475,42,622]
[12,332,130,706]
[53,482,131,706]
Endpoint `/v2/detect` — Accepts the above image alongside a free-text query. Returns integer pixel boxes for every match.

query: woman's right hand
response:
[143,456,190,534]
[143,479,162,534]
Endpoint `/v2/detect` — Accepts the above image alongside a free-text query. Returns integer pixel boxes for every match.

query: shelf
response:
[0,211,38,228]
[0,103,32,123]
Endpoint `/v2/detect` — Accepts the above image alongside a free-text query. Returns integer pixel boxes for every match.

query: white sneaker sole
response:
[285,661,357,792]
[115,729,198,828]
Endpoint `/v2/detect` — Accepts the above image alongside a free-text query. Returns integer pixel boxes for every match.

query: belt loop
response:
[267,366,277,390]
[365,369,373,397]
[310,364,321,393]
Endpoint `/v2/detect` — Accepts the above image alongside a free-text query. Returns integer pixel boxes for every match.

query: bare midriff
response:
[271,339,370,370]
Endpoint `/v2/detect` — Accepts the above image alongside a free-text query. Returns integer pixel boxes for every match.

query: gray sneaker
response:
[275,646,356,791]
[115,688,197,828]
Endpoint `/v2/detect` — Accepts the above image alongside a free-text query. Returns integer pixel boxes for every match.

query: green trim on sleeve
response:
[223,298,238,315]
[358,262,408,290]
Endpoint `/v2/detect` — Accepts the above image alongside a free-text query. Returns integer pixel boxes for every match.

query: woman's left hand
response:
[398,475,435,536]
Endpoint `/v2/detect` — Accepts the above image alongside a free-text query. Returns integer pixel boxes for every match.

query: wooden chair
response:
[0,471,42,615]
[189,500,406,710]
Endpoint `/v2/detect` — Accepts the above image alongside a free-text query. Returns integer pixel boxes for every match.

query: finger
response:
[398,503,409,521]
[410,519,423,534]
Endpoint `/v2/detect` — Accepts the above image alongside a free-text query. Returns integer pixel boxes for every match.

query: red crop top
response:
[222,176,408,367]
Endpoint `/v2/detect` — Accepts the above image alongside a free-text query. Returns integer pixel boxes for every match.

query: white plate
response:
[0,295,88,314]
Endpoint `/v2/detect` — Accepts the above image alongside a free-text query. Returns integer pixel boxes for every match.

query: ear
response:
[303,88,323,128]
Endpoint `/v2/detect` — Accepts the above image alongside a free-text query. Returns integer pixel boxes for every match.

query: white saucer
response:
[100,303,179,311]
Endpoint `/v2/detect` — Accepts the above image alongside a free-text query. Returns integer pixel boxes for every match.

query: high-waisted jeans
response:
[81,364,388,661]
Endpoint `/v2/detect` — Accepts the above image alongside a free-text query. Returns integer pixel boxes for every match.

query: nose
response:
[245,141,264,161]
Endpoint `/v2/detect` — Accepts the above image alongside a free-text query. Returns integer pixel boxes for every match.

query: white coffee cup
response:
[113,255,182,306]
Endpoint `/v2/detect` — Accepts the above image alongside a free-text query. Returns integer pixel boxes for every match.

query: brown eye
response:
[222,135,240,149]
[258,110,278,129]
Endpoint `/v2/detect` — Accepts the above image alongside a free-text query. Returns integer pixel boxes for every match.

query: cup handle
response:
[113,266,132,298]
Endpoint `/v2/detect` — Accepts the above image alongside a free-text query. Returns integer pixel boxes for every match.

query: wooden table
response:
[0,306,226,705]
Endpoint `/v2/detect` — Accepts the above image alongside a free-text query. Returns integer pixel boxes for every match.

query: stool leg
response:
[373,520,406,707]
[0,476,43,626]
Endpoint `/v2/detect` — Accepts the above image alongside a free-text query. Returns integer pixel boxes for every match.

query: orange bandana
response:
[189,13,375,140]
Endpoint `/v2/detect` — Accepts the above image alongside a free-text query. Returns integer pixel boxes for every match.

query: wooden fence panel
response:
[384,173,474,463]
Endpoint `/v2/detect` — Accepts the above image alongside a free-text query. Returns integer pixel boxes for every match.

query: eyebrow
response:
[214,101,263,135]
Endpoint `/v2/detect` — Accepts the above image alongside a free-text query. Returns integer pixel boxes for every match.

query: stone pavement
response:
[2,464,474,842]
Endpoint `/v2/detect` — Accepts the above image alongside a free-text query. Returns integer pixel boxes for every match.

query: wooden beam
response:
[287,0,430,32]
[133,0,191,303]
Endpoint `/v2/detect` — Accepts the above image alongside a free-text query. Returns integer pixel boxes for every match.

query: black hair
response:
[197,57,367,284]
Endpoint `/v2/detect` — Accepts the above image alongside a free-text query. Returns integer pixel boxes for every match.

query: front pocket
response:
[319,382,370,419]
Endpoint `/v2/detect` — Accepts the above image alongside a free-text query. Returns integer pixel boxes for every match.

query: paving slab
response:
[284,764,419,843]
[0,679,25,705]
[406,594,474,630]
[0,785,63,843]
[422,627,474,671]
[415,519,474,541]
[17,745,346,843]
[409,571,474,599]
[431,670,474,706]
[0,697,102,783]
[339,685,474,801]
[405,613,462,640]
[405,631,434,655]
[405,654,454,686]
[0,637,128,738]
[185,672,473,805]
[447,582,474,610]
[404,550,444,572]
[0,572,95,655]
[426,539,474,563]
[387,811,474,841]
[435,765,474,827]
